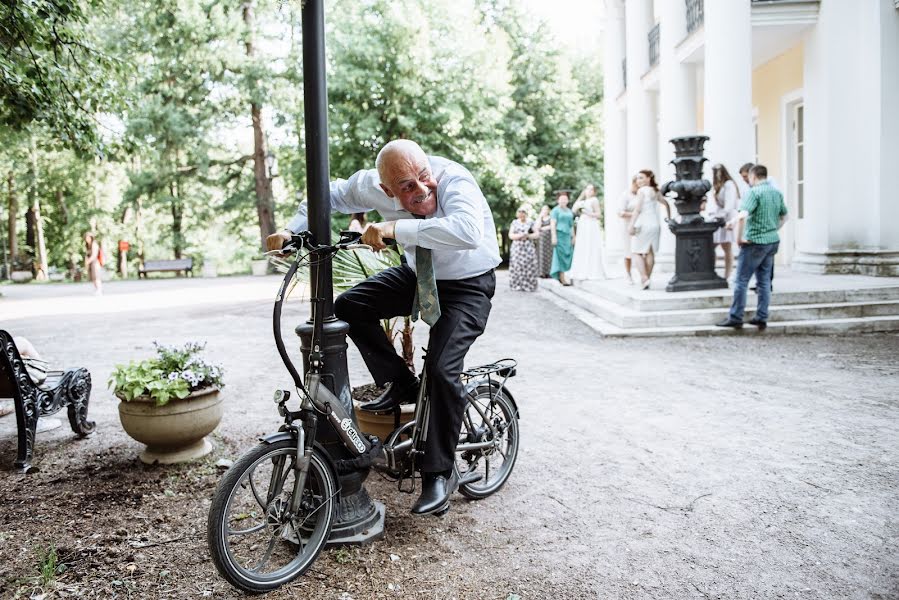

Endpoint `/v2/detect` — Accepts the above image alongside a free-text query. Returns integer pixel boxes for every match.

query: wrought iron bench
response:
[0,330,96,472]
[138,258,194,278]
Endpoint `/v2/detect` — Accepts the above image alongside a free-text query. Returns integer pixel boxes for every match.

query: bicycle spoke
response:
[228,522,267,536]
[250,532,279,573]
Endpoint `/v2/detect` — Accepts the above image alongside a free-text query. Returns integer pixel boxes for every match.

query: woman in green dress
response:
[550,192,575,286]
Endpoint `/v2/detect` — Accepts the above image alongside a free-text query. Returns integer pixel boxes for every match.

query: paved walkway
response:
[1,274,897,598]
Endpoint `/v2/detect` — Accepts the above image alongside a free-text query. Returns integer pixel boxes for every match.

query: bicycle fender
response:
[465,379,521,419]
[259,431,295,445]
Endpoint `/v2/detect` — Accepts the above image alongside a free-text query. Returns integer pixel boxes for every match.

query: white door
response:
[782,98,804,265]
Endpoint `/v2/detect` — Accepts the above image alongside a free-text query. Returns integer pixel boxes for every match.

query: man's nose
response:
[415,180,428,196]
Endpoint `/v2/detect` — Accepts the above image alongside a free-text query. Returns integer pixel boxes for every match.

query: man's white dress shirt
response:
[287,156,501,281]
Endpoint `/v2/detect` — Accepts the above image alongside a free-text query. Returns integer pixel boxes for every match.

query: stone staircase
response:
[539,268,899,337]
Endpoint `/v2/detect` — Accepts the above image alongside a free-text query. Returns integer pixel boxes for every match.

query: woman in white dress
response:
[617,176,639,284]
[627,170,670,290]
[706,164,740,280]
[568,184,606,281]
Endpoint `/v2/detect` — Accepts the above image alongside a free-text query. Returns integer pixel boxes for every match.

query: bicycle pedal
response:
[458,472,483,486]
[433,503,450,517]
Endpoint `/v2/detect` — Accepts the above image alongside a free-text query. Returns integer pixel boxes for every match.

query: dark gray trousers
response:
[334,265,495,472]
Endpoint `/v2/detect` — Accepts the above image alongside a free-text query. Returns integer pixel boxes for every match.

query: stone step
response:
[537,289,899,338]
[575,279,899,312]
[544,283,899,328]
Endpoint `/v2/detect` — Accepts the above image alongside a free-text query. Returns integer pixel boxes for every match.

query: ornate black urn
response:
[660,135,728,292]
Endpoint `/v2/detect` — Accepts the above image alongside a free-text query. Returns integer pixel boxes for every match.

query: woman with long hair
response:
[618,175,639,284]
[508,206,541,291]
[568,184,606,281]
[707,164,740,280]
[550,192,575,286]
[84,232,102,296]
[627,170,670,290]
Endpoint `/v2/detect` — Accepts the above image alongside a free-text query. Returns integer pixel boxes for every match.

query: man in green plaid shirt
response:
[716,164,788,330]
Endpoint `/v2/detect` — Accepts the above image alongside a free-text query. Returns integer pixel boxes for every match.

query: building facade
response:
[602,0,899,275]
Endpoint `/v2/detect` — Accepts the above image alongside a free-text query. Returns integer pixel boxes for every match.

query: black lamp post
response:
[294,0,384,544]
[661,135,728,292]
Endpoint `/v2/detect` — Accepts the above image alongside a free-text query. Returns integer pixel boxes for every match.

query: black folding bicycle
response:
[207,230,520,593]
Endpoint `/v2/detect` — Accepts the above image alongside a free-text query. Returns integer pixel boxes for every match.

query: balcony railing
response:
[686,0,704,34]
[648,23,660,67]
[622,58,627,90]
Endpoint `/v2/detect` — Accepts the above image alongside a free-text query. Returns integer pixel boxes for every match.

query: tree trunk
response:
[400,317,415,373]
[170,181,183,260]
[244,0,277,253]
[56,189,69,224]
[7,172,17,262]
[28,139,49,280]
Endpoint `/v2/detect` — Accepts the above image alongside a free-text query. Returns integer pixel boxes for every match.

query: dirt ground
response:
[1,273,897,599]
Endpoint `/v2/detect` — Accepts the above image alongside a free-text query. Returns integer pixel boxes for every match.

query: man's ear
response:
[379,183,395,198]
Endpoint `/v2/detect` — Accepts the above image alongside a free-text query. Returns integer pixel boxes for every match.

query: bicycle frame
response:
[271,232,375,460]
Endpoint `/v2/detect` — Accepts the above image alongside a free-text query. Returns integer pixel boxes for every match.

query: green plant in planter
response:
[109,342,225,406]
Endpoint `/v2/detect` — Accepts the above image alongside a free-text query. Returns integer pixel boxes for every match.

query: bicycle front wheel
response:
[207,439,337,593]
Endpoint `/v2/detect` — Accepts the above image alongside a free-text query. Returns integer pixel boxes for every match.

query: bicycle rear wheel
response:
[207,439,336,593]
[457,385,519,499]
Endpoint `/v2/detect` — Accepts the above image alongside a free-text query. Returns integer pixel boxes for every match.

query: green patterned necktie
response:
[412,244,441,326]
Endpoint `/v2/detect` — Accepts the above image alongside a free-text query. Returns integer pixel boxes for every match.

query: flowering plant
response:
[109,342,224,406]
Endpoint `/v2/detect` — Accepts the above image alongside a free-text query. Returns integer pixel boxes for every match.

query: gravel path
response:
[1,273,897,599]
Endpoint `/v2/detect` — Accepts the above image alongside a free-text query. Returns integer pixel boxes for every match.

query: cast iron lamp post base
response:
[297,318,386,545]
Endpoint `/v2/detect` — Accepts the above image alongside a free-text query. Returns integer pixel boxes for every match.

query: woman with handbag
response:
[628,170,670,290]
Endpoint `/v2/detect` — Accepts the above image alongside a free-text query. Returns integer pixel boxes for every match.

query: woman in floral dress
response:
[508,206,540,292]
[536,205,553,278]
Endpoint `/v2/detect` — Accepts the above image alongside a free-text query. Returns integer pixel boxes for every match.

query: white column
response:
[625,0,657,177]
[602,0,628,263]
[658,0,696,172]
[703,0,753,178]
[793,0,899,276]
[656,0,697,263]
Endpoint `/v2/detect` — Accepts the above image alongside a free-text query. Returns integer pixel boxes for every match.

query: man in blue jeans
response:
[716,164,788,330]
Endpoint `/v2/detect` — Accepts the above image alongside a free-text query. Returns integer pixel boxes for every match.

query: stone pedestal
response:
[667,219,728,292]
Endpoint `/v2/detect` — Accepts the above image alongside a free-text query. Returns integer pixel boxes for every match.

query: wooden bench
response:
[138,258,194,278]
[0,330,96,473]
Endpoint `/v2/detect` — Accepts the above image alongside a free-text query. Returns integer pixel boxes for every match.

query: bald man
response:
[266,140,501,516]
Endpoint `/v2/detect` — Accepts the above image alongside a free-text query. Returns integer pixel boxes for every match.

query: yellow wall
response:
[751,43,804,184]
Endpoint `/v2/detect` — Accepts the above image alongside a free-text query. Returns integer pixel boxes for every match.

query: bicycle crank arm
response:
[306,374,371,456]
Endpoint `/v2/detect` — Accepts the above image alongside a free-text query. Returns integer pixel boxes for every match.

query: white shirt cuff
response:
[393,219,420,246]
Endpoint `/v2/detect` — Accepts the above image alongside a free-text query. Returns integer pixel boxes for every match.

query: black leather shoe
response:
[715,318,744,329]
[411,470,458,516]
[749,318,767,330]
[360,379,418,413]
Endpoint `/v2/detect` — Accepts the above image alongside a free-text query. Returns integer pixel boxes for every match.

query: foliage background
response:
[1,0,603,277]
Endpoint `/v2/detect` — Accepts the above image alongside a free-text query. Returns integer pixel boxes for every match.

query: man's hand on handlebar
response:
[361,221,396,251]
[266,230,292,253]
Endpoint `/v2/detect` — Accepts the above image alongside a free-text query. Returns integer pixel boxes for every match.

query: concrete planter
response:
[250,259,268,276]
[352,401,414,441]
[11,271,33,283]
[117,387,223,465]
[201,260,218,278]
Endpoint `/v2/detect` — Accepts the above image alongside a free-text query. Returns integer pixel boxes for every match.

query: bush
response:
[108,342,224,406]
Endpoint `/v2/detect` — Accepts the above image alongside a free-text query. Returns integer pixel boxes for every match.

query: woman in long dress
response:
[508,206,540,292]
[568,184,606,281]
[627,170,670,290]
[706,164,740,280]
[550,193,575,286]
[535,205,553,277]
[84,233,102,296]
[618,176,639,284]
